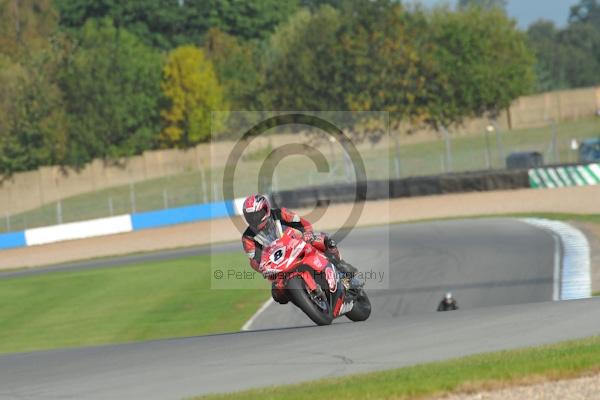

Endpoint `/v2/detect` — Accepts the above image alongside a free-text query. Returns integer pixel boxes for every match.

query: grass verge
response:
[0,252,269,355]
[195,336,600,400]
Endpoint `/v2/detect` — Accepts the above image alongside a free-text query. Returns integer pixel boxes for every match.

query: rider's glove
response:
[260,267,278,279]
[259,263,279,279]
[324,237,337,249]
[303,231,317,244]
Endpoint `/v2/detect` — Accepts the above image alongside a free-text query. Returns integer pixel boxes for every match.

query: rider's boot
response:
[271,281,289,304]
[323,238,360,289]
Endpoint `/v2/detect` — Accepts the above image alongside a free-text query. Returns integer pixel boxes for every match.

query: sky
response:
[414,0,580,28]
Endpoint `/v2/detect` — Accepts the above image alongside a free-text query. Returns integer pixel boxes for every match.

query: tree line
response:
[0,0,596,176]
[527,0,600,91]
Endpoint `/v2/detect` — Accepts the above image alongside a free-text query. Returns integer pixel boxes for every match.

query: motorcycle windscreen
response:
[253,218,280,247]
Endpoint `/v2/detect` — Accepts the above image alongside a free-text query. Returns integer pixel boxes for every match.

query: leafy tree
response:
[60,19,163,165]
[0,56,68,175]
[527,20,564,90]
[458,0,507,11]
[204,28,264,110]
[160,45,226,147]
[559,22,600,88]
[263,1,532,131]
[0,0,59,58]
[425,7,535,128]
[0,0,68,175]
[54,0,300,47]
[200,0,299,40]
[263,6,344,110]
[54,0,199,49]
[527,0,600,91]
[569,0,600,25]
[334,1,434,121]
[299,0,345,10]
[565,0,600,87]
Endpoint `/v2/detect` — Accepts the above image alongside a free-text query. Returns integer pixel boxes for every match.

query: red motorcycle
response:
[258,221,371,326]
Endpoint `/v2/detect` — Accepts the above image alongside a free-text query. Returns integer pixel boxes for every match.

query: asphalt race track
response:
[248,219,558,329]
[1,219,599,400]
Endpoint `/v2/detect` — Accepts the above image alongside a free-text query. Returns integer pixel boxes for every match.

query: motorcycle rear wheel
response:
[286,276,333,326]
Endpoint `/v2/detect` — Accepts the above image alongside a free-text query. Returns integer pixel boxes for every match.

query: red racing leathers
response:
[241,208,340,304]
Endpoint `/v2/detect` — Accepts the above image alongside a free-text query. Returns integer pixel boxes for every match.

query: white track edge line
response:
[241,298,275,331]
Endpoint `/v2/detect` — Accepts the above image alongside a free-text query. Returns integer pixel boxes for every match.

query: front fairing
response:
[301,250,329,274]
[259,228,327,275]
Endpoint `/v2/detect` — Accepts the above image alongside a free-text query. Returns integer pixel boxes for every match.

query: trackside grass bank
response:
[0,252,269,354]
[195,336,600,400]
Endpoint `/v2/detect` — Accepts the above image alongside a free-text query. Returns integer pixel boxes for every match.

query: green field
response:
[196,336,600,400]
[0,252,269,354]
[3,117,599,233]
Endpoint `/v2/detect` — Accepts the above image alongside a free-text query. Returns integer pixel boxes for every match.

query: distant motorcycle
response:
[437,292,459,312]
[259,222,371,326]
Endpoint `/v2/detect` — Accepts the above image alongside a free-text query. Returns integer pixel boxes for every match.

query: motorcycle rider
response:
[241,194,354,305]
[437,292,459,311]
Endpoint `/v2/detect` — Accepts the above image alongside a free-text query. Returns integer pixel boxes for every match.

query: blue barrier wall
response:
[0,200,241,250]
[0,231,27,250]
[131,201,235,231]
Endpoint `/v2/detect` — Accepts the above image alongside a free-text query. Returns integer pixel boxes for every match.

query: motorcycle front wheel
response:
[286,276,333,326]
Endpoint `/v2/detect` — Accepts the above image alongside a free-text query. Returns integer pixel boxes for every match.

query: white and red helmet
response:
[243,194,271,230]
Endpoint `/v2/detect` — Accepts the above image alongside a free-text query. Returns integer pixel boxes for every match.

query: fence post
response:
[108,197,114,216]
[200,168,208,203]
[551,119,559,163]
[5,213,10,232]
[56,201,63,225]
[341,145,353,183]
[393,134,402,179]
[129,182,136,213]
[492,120,505,166]
[328,139,337,178]
[163,188,169,209]
[213,182,219,201]
[484,126,493,169]
[441,126,453,173]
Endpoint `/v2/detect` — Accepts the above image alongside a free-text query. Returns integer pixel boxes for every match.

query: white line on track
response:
[241,298,274,331]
